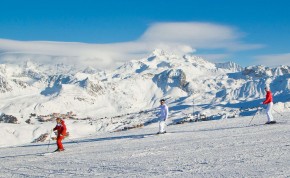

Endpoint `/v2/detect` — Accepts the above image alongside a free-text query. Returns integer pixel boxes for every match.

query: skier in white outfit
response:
[158,99,169,134]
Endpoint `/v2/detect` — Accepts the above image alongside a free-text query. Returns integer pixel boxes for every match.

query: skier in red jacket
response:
[53,118,67,152]
[261,86,276,124]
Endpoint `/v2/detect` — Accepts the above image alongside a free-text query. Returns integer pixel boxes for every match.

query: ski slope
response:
[0,113,289,177]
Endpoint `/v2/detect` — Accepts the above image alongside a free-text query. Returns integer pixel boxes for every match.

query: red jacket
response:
[263,91,273,104]
[53,120,67,137]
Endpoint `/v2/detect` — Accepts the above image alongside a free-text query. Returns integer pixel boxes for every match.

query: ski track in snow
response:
[0,113,289,178]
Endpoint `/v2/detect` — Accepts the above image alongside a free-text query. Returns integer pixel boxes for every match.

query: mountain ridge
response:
[0,49,289,147]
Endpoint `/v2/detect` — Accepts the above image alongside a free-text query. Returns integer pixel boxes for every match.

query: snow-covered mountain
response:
[0,49,289,147]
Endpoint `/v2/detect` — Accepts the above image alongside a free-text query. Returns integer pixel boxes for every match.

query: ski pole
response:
[248,108,260,126]
[47,129,53,151]
[273,108,283,117]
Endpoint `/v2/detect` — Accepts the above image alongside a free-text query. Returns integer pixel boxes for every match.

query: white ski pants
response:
[266,102,274,122]
[159,120,166,133]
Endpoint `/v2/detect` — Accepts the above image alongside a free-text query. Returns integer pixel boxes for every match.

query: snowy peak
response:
[83,66,99,74]
[114,49,230,77]
[242,65,272,78]
[152,49,168,57]
[183,54,216,70]
[272,65,290,76]
[116,60,149,75]
[242,65,290,78]
[215,61,243,72]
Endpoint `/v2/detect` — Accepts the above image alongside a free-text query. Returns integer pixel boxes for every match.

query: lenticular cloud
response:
[0,22,263,69]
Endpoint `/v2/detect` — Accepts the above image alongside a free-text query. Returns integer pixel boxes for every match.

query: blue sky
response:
[0,0,290,67]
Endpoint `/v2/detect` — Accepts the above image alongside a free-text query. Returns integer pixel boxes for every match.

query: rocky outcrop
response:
[85,79,104,96]
[0,114,18,124]
[0,75,12,93]
[153,69,189,93]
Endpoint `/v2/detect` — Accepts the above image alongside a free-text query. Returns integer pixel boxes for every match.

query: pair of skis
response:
[248,107,280,126]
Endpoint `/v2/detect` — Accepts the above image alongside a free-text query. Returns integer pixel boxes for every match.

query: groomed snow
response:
[0,113,289,177]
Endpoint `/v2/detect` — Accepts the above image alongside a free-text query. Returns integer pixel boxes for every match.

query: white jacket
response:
[159,104,169,121]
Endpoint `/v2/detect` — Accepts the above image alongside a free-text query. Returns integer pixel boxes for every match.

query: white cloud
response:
[141,22,237,43]
[254,53,290,67]
[139,22,263,51]
[0,22,263,69]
